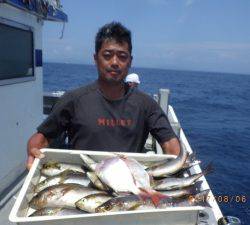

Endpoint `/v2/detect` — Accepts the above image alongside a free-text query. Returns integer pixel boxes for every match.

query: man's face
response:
[127,82,138,88]
[94,40,132,84]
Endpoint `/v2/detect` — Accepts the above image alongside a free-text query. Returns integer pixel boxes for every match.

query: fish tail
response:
[194,189,212,208]
[150,190,168,206]
[193,180,203,192]
[139,188,168,206]
[202,163,214,176]
[186,152,196,163]
[184,184,198,196]
[183,181,203,197]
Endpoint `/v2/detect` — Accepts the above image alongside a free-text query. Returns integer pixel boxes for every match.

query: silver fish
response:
[95,195,154,213]
[147,144,188,177]
[153,164,213,190]
[96,190,211,212]
[35,170,90,193]
[159,186,197,198]
[142,152,199,170]
[91,155,164,206]
[41,161,85,176]
[29,207,85,217]
[158,190,211,208]
[75,193,112,213]
[140,156,176,169]
[86,172,109,191]
[29,183,105,209]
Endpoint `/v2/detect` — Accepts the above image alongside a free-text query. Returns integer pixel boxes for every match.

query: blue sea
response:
[44,63,250,224]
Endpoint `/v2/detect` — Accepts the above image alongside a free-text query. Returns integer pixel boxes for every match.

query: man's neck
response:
[98,79,126,100]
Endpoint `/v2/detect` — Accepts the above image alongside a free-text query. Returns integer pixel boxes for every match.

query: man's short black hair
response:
[95,21,132,54]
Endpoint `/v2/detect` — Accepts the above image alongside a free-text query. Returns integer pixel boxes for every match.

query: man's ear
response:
[128,55,133,68]
[93,53,97,64]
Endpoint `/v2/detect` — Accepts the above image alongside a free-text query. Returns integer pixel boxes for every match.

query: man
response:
[26,22,180,169]
[125,73,140,88]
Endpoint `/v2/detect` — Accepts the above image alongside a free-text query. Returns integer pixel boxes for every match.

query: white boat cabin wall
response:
[0,0,67,200]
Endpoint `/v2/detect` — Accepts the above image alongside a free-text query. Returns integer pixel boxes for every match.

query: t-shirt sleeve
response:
[146,98,177,144]
[37,92,74,139]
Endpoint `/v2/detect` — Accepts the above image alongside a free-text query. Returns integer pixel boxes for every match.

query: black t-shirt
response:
[37,81,177,153]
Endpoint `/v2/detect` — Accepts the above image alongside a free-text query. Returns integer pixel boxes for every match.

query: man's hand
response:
[161,137,180,156]
[26,133,48,170]
[26,148,45,170]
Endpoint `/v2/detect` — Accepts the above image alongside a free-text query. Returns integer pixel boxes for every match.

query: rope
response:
[59,21,65,39]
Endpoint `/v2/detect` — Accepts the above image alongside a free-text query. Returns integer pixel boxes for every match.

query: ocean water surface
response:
[44,63,250,224]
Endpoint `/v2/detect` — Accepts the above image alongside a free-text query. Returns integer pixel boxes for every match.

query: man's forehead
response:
[101,39,129,52]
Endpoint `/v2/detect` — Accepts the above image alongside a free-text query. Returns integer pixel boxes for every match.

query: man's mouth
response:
[106,69,121,75]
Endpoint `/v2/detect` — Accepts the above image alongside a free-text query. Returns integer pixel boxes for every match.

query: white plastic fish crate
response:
[9,148,205,225]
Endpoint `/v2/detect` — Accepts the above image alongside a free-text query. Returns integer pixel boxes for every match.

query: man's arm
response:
[160,137,180,156]
[26,133,49,170]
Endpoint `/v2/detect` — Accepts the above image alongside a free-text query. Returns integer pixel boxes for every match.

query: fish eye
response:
[41,180,47,184]
[105,203,113,211]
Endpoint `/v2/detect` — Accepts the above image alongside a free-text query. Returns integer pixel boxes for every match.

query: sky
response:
[43,0,250,75]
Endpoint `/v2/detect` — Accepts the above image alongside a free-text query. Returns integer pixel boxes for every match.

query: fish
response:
[80,155,97,171]
[142,152,199,170]
[153,164,213,190]
[142,159,200,171]
[75,193,112,213]
[159,186,197,198]
[158,190,211,208]
[29,183,105,209]
[34,170,90,193]
[41,161,85,177]
[96,189,211,212]
[159,180,203,198]
[86,172,110,191]
[29,207,85,217]
[87,154,166,206]
[139,156,176,169]
[147,143,188,177]
[95,195,154,213]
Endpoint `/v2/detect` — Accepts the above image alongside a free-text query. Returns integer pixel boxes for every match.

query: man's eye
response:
[103,52,112,59]
[118,53,129,61]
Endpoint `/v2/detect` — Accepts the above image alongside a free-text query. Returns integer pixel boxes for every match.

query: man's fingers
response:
[30,148,45,159]
[26,148,45,170]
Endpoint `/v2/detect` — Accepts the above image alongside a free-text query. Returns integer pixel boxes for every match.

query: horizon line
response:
[43,61,250,76]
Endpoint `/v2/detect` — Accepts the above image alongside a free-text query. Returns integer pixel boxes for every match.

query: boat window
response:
[0,22,34,85]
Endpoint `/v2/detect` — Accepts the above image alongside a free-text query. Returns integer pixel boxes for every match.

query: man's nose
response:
[110,55,119,67]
